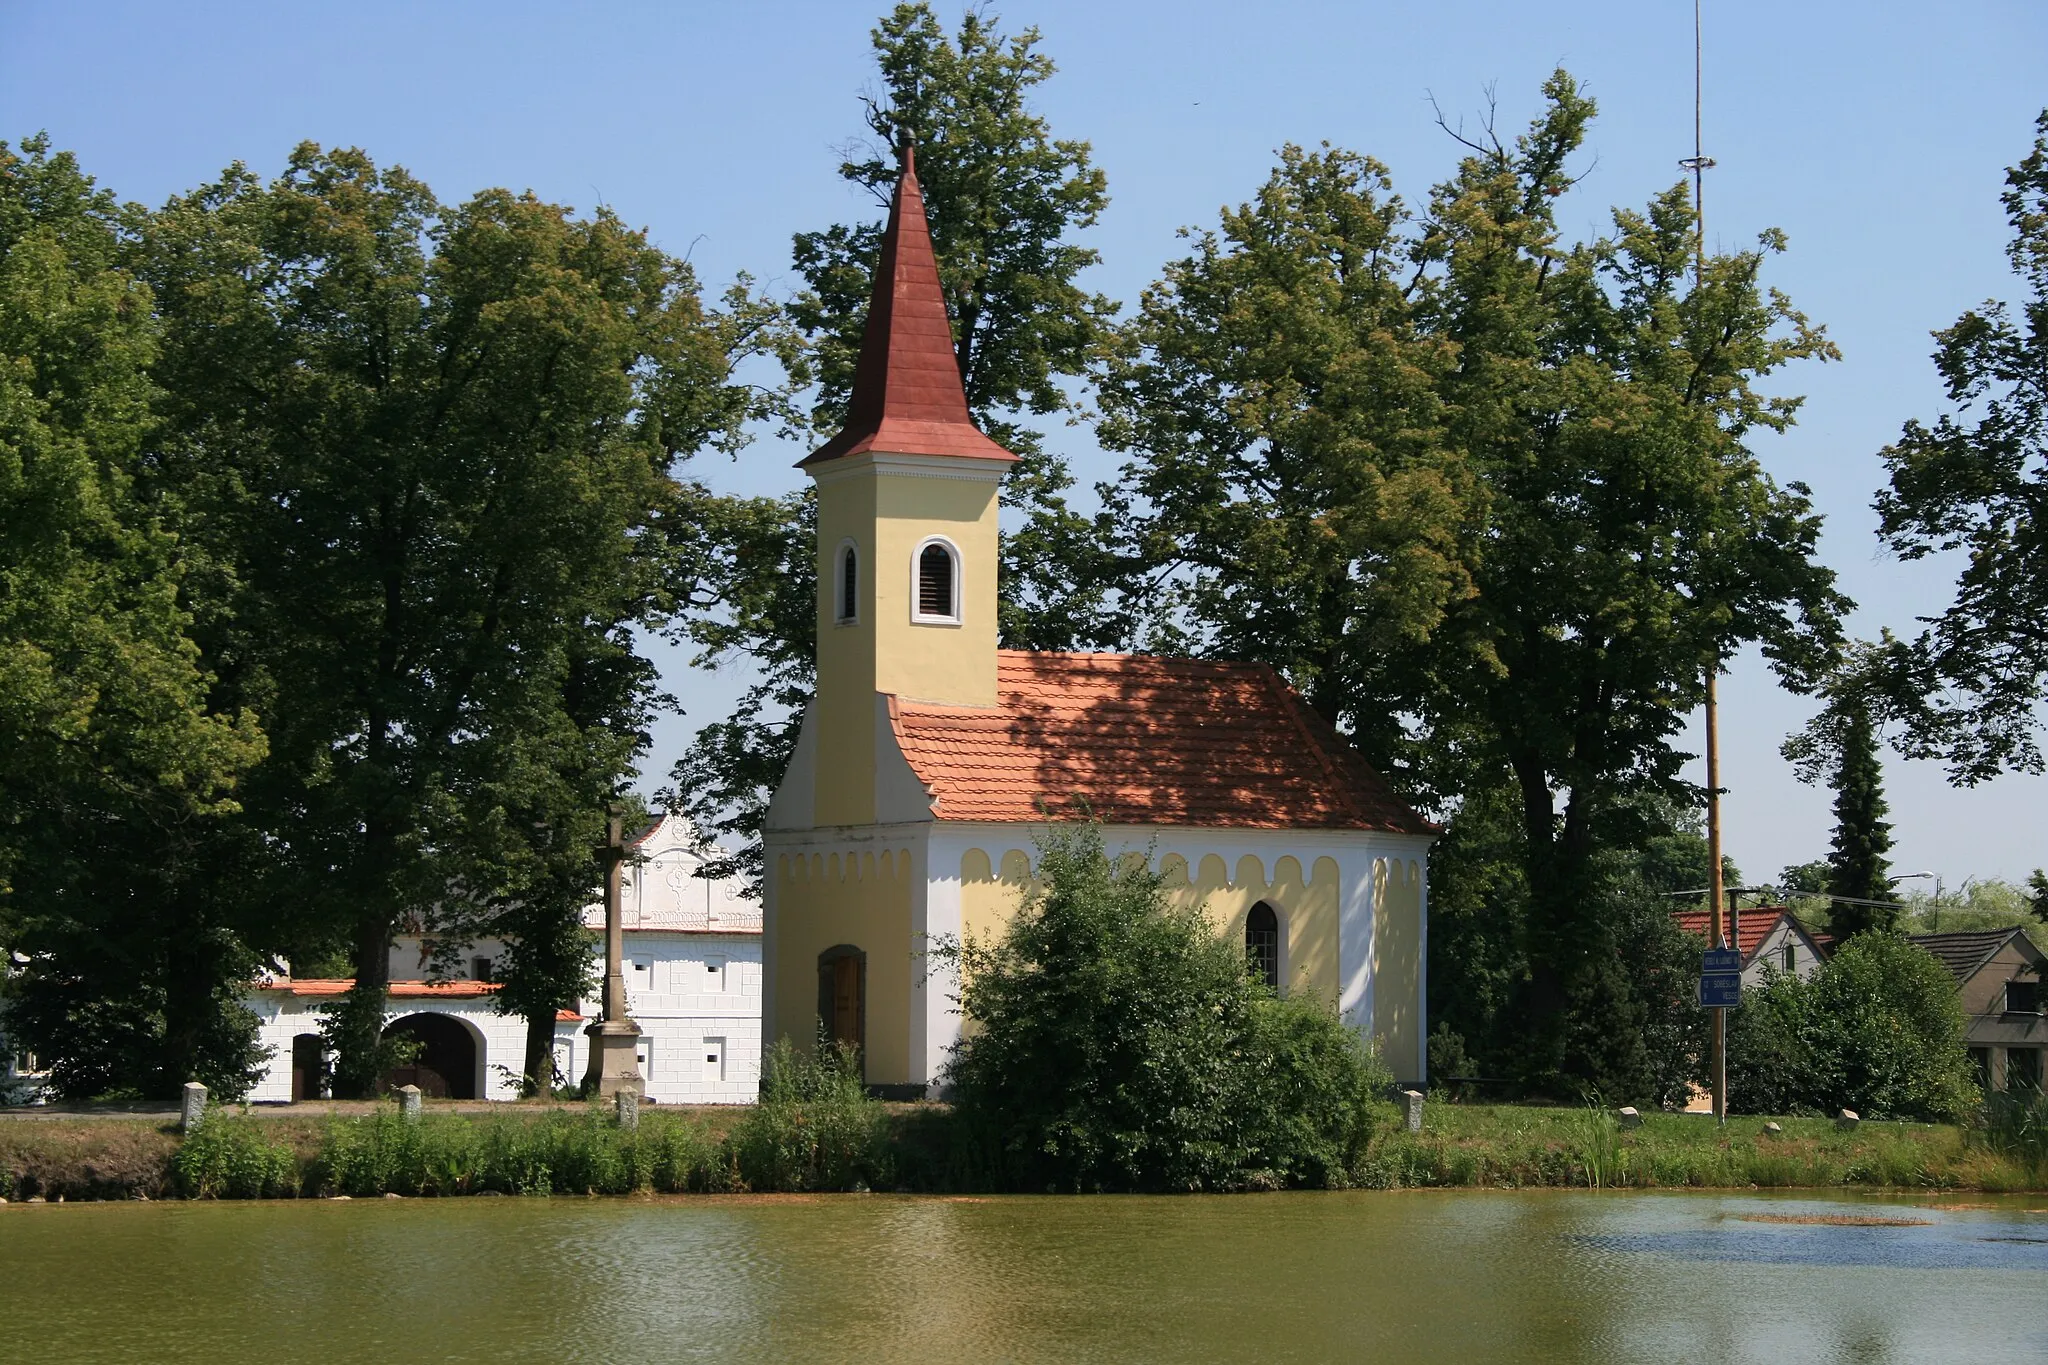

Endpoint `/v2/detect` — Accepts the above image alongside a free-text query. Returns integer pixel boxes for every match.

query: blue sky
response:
[6,1,2045,886]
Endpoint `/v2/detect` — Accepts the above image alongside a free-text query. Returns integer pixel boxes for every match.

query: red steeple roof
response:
[802,146,1017,467]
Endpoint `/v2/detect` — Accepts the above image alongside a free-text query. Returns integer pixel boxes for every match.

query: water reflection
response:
[4,1191,2045,1364]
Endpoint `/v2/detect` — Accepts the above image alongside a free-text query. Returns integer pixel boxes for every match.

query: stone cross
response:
[178,1081,208,1133]
[582,804,645,1101]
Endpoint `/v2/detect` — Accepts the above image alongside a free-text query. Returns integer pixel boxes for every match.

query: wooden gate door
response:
[831,954,863,1051]
[291,1034,323,1102]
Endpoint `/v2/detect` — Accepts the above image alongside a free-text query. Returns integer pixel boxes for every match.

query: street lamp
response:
[1891,871,1937,929]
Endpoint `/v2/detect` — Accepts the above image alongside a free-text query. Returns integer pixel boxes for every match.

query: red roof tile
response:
[888,651,1435,833]
[1671,908,1815,965]
[271,978,498,999]
[801,146,1016,468]
[264,978,583,1022]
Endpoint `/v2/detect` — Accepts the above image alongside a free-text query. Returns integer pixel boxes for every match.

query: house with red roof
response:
[1671,906,1829,986]
[243,815,761,1104]
[763,148,1438,1097]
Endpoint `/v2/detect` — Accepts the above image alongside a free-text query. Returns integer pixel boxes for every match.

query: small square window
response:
[704,957,726,991]
[635,1038,653,1078]
[703,1037,726,1082]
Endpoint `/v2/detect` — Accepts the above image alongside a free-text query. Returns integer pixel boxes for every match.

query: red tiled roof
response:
[1672,907,1812,965]
[888,651,1434,833]
[801,145,1016,468]
[262,978,582,1021]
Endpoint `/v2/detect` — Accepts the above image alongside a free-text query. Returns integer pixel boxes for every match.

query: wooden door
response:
[831,954,862,1050]
[291,1034,323,1102]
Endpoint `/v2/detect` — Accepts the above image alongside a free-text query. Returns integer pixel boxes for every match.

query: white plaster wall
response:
[559,930,764,1106]
[1740,919,1824,986]
[245,994,530,1103]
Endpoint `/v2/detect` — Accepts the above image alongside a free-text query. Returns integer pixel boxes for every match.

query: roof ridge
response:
[1261,664,1375,828]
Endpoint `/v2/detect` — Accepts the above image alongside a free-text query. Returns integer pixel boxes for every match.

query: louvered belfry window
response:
[918,542,955,619]
[839,544,858,622]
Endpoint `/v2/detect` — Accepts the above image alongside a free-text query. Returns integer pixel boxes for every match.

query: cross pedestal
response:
[585,1019,644,1100]
[580,804,644,1100]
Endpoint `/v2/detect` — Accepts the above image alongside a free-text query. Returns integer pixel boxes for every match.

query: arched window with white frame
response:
[834,539,859,625]
[1246,901,1280,993]
[912,536,961,624]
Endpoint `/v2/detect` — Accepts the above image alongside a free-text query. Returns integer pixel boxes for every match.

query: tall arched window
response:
[1246,901,1280,992]
[835,541,859,624]
[913,538,959,623]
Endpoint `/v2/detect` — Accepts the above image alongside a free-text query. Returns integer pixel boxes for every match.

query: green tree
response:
[1780,859,1831,895]
[1100,75,1845,1094]
[678,4,1127,887]
[0,136,269,1098]
[1824,700,1895,929]
[940,824,1395,1192]
[1726,933,1976,1121]
[1873,110,2048,783]
[136,145,759,1095]
[1096,143,1473,762]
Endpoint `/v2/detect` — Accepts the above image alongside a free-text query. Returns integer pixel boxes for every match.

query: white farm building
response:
[245,815,762,1105]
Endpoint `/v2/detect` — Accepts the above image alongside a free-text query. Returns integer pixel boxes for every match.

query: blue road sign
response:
[1701,947,1742,974]
[1697,973,1742,1008]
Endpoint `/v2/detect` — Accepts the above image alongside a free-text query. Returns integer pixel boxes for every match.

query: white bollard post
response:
[397,1084,423,1123]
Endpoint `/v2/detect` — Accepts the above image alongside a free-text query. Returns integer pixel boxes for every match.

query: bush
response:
[171,1112,299,1198]
[1727,933,1977,1121]
[726,1038,886,1192]
[940,824,1396,1192]
[311,1102,729,1196]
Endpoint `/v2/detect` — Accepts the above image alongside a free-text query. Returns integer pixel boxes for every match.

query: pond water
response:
[6,1190,2046,1363]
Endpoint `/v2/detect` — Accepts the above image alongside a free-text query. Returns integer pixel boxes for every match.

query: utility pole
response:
[582,803,644,1100]
[1681,0,1727,1125]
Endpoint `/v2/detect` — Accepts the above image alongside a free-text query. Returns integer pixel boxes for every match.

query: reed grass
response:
[1362,1102,2036,1191]
[10,1094,2048,1199]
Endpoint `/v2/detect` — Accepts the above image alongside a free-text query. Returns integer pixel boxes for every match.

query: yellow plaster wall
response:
[871,472,999,706]
[808,463,999,826]
[956,846,1341,1004]
[1371,858,1423,1076]
[812,474,880,826]
[771,846,916,1084]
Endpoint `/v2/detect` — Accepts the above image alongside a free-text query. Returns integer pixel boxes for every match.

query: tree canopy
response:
[1101,74,1846,1092]
[0,136,268,1098]
[1873,109,2048,783]
[675,2,1126,891]
[133,144,758,1094]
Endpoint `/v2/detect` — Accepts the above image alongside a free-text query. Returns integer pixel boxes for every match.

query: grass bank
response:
[3,1099,2044,1201]
[1365,1103,2042,1193]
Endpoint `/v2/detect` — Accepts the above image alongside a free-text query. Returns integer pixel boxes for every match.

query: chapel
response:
[763,149,1437,1098]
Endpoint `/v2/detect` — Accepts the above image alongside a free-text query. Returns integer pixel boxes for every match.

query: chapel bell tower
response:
[799,146,1016,828]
